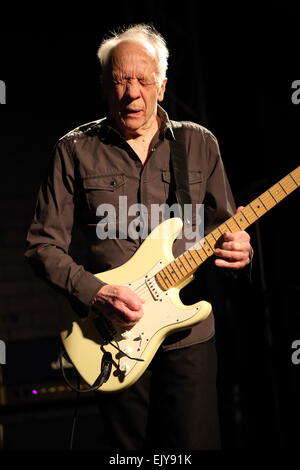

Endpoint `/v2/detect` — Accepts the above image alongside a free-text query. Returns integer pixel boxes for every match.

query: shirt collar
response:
[157,104,175,141]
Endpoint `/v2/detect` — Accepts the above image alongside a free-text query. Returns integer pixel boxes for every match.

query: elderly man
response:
[25,24,252,450]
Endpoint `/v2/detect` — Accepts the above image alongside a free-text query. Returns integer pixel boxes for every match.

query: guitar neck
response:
[156,166,300,291]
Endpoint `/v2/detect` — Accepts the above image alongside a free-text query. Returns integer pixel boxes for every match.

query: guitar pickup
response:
[145,276,162,301]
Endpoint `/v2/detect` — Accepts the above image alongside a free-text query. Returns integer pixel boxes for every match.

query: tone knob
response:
[134,333,143,341]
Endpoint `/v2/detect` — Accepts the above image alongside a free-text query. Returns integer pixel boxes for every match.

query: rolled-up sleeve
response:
[25,139,105,308]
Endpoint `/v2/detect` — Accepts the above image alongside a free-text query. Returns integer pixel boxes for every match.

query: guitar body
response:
[61,217,212,393]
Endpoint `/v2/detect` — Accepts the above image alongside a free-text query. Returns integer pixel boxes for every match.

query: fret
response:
[175,259,188,276]
[195,247,206,263]
[260,191,277,210]
[232,216,242,230]
[269,183,286,203]
[278,182,288,195]
[223,222,232,233]
[160,269,173,288]
[191,245,204,262]
[233,214,249,230]
[240,210,251,225]
[257,196,269,211]
[170,260,184,280]
[189,249,202,265]
[198,247,208,261]
[155,272,169,291]
[193,241,208,262]
[210,229,221,243]
[183,252,197,270]
[242,205,257,223]
[200,239,213,257]
[291,167,300,185]
[280,175,298,194]
[267,188,278,205]
[225,218,241,233]
[206,233,217,250]
[217,224,228,235]
[177,255,191,274]
[166,265,180,283]
[249,199,267,218]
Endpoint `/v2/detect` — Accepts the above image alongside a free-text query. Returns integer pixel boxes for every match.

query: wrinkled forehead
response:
[107,40,159,76]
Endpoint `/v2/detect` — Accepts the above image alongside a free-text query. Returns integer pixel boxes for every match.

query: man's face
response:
[102,41,167,138]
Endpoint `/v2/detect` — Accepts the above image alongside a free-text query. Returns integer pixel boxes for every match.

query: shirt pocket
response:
[82,174,125,216]
[188,170,204,201]
[188,171,205,226]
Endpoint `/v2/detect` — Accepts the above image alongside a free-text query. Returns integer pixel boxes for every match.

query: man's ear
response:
[158,79,168,102]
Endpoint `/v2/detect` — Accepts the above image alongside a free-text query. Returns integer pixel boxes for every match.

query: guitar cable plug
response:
[59,349,113,393]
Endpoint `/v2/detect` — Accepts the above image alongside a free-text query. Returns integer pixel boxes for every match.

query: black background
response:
[0,4,299,451]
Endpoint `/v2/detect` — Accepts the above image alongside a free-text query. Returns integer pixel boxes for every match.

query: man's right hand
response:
[92,285,145,329]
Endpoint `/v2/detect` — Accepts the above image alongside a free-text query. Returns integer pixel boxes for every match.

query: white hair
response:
[97,24,169,84]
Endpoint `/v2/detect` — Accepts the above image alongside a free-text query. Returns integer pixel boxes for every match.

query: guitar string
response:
[133,276,157,296]
[133,280,167,300]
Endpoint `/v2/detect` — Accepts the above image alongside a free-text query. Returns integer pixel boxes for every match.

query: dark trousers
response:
[97,337,221,450]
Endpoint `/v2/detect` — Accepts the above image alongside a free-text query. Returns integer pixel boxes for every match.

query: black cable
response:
[59,349,112,394]
[60,349,112,450]
[70,376,80,451]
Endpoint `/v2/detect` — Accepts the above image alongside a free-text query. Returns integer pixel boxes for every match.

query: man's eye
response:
[112,78,154,87]
[139,79,153,86]
[112,77,127,86]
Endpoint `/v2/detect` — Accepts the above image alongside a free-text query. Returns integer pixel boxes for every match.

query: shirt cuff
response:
[71,268,107,307]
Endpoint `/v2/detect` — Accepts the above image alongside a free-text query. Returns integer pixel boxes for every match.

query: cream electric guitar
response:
[61,167,300,393]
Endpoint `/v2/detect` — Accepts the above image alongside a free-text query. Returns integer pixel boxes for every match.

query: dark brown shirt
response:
[25,106,237,350]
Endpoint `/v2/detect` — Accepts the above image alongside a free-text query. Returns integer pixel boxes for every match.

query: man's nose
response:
[125,80,141,99]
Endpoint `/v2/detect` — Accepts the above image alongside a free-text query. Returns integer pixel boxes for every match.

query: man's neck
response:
[124,115,160,142]
[124,117,159,164]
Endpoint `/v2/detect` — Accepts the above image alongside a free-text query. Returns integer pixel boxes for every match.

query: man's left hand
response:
[214,207,252,270]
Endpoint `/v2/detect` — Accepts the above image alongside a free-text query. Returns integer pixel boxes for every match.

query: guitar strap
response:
[169,121,192,226]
